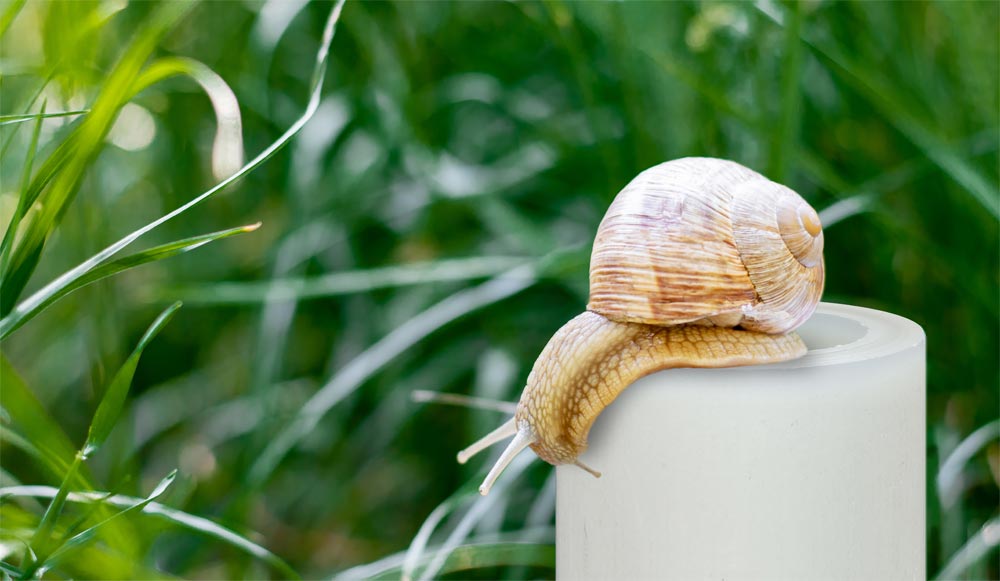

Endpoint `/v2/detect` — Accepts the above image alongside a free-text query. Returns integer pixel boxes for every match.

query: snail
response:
[458,157,825,495]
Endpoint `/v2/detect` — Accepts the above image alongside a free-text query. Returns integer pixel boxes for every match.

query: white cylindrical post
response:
[556,303,925,580]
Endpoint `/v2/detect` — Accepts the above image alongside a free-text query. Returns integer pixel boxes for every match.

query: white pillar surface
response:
[556,303,925,580]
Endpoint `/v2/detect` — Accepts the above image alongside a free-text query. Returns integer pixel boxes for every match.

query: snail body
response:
[459,158,825,495]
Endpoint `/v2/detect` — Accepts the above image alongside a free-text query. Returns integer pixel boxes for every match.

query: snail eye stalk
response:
[478,423,535,496]
[456,417,517,465]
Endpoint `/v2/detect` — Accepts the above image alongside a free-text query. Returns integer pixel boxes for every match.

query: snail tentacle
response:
[573,460,602,478]
[478,422,535,496]
[457,416,518,465]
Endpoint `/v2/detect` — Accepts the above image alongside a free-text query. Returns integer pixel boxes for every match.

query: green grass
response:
[1,1,997,579]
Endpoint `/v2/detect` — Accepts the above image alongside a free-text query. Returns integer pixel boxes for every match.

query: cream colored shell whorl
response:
[587,157,824,334]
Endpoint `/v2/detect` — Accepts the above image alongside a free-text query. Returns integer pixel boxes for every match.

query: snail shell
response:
[589,157,824,332]
[458,157,825,494]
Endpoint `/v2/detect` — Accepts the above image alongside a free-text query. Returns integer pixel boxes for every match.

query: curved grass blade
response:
[36,471,177,574]
[416,453,534,581]
[128,57,243,180]
[0,224,259,338]
[818,196,872,228]
[0,69,59,163]
[934,516,1000,580]
[0,128,81,266]
[248,264,537,487]
[0,101,46,281]
[0,486,299,579]
[0,357,83,483]
[25,303,180,568]
[0,0,26,39]
[331,527,554,579]
[401,488,478,581]
[163,256,527,305]
[0,365,135,569]
[0,110,90,127]
[1,2,196,313]
[25,453,84,571]
[0,560,24,579]
[373,542,554,581]
[0,0,345,337]
[399,452,534,581]
[0,426,71,483]
[936,419,1000,508]
[83,302,181,456]
[14,102,47,207]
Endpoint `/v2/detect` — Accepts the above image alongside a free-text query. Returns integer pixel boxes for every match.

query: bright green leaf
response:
[0,223,259,339]
[83,302,181,456]
[0,485,299,579]
[39,471,178,572]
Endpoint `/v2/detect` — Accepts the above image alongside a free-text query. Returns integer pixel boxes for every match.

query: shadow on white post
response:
[557,302,925,580]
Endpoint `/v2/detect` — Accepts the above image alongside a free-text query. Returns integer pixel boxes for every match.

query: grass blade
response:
[0,560,24,579]
[24,303,179,570]
[331,528,555,579]
[767,0,803,182]
[1,2,196,313]
[0,563,22,580]
[376,542,553,581]
[83,302,182,456]
[936,419,1000,508]
[402,490,477,581]
[0,101,47,280]
[0,224,259,338]
[934,516,1000,580]
[0,357,83,484]
[0,110,89,126]
[25,453,84,572]
[0,0,345,336]
[37,471,177,573]
[0,129,81,255]
[818,196,871,228]
[0,486,299,579]
[128,57,243,180]
[0,426,72,482]
[0,0,26,39]
[399,452,534,581]
[161,256,528,305]
[248,264,537,486]
[416,453,535,581]
[13,103,47,211]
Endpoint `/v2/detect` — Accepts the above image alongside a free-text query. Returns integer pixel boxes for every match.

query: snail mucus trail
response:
[457,157,825,495]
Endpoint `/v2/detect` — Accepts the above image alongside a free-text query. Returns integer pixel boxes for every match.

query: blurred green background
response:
[1,0,997,578]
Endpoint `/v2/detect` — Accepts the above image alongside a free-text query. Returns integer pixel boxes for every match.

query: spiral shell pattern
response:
[587,157,824,334]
